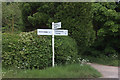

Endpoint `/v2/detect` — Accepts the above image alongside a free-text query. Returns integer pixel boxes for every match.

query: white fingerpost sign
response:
[54,22,61,29]
[37,29,52,35]
[54,30,68,35]
[37,22,68,67]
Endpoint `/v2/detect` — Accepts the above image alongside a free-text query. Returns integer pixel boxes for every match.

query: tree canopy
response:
[21,2,95,54]
[84,2,120,57]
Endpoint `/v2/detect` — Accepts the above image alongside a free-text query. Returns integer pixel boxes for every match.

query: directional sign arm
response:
[54,30,68,36]
[54,22,61,29]
[37,29,68,36]
[37,29,52,35]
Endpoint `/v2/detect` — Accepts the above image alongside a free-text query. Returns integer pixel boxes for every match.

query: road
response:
[88,63,119,78]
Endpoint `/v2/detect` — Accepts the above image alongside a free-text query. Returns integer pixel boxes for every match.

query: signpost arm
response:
[52,22,55,67]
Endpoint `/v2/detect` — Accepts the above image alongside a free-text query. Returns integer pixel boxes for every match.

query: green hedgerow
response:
[2,30,79,69]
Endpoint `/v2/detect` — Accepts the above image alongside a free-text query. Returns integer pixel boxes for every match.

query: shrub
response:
[2,31,78,69]
[2,33,20,68]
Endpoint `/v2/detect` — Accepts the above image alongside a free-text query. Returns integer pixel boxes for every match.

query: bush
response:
[2,31,78,69]
[2,33,20,68]
[83,36,119,58]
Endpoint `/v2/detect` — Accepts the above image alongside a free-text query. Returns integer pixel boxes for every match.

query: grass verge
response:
[2,64,102,78]
[83,56,118,66]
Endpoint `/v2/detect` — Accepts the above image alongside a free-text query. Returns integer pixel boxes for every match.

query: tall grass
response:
[2,64,102,78]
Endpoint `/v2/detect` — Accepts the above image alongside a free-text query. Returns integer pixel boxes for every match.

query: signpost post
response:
[37,22,68,67]
[52,22,55,67]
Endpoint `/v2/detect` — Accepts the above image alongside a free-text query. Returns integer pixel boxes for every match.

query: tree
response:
[21,2,95,54]
[2,2,23,33]
[84,2,120,57]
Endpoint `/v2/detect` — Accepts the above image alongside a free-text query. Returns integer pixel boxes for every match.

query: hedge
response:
[2,31,79,69]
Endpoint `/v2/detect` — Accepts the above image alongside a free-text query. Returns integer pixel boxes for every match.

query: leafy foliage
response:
[2,2,120,68]
[2,33,20,67]
[21,2,95,53]
[83,2,120,57]
[2,31,78,69]
[83,55,118,66]
[2,2,23,33]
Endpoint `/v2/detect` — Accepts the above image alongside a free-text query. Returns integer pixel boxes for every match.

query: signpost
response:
[54,22,61,29]
[54,30,68,35]
[37,29,68,36]
[37,22,68,67]
[37,29,52,35]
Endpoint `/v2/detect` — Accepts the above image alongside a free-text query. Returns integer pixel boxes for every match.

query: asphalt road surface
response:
[88,63,119,78]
